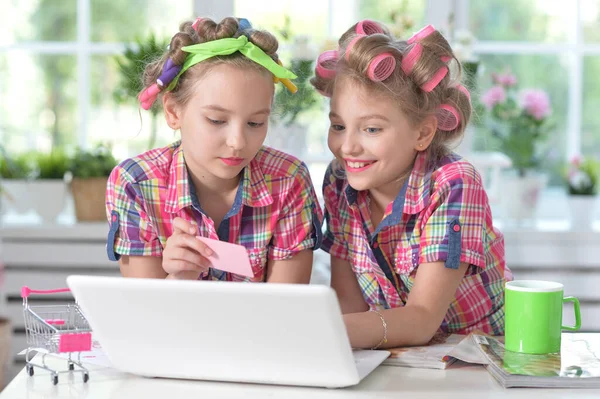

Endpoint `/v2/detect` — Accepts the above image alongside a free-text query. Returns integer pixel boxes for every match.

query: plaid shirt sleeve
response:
[268,162,324,260]
[419,172,487,269]
[105,162,162,259]
[320,163,351,261]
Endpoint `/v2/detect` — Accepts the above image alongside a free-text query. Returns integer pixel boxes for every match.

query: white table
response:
[1,357,599,398]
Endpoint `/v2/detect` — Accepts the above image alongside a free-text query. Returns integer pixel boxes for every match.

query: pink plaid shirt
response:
[106,141,323,282]
[322,151,512,335]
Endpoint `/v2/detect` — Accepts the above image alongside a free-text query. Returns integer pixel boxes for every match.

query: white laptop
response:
[66,275,390,388]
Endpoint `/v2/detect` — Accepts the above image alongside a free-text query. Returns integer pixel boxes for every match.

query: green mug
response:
[505,280,581,354]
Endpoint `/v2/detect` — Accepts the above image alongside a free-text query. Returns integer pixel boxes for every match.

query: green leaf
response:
[272,59,320,126]
[35,151,70,179]
[0,147,35,179]
[112,33,169,109]
[69,145,118,178]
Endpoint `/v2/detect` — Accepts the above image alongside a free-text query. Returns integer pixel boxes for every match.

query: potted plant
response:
[113,33,169,150]
[0,151,35,217]
[268,17,321,158]
[564,155,599,229]
[481,69,554,222]
[28,151,70,223]
[69,146,118,222]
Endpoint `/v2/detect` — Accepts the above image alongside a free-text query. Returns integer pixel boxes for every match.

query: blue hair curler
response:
[238,18,252,31]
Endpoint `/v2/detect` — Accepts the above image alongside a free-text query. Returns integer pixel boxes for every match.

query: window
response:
[2,0,588,191]
[0,0,193,160]
[359,0,425,29]
[467,0,600,184]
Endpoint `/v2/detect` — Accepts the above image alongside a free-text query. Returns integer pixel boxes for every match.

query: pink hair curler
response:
[421,66,448,92]
[457,84,471,102]
[138,83,161,110]
[407,24,435,44]
[192,17,204,31]
[356,19,385,35]
[345,35,365,60]
[441,55,452,63]
[368,53,396,82]
[401,43,422,74]
[316,50,339,79]
[436,104,460,131]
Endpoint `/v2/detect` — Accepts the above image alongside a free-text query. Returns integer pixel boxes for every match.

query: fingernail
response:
[189,227,195,234]
[204,248,213,256]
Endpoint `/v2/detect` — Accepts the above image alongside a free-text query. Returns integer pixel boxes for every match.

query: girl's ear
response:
[163,93,182,130]
[414,115,437,151]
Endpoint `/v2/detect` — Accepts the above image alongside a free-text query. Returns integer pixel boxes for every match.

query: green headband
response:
[166,35,297,91]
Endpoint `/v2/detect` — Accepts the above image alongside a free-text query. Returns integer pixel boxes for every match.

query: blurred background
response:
[2,0,600,390]
[1,0,600,221]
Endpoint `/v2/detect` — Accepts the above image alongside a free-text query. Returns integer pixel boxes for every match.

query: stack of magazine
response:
[471,333,600,388]
[383,332,600,388]
[383,333,483,369]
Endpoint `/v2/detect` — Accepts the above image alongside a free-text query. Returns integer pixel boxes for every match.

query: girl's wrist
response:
[344,311,388,350]
[369,309,388,350]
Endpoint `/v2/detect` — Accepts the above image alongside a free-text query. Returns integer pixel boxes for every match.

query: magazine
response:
[472,333,600,388]
[383,333,486,369]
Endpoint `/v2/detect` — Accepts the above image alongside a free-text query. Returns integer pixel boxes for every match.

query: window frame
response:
[3,0,591,163]
[457,0,600,161]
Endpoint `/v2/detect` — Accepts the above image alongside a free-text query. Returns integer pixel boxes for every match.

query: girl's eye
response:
[248,122,265,128]
[331,124,345,132]
[366,127,381,134]
[207,118,225,125]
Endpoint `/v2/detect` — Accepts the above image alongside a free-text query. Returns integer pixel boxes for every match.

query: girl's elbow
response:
[409,329,437,346]
[402,306,443,346]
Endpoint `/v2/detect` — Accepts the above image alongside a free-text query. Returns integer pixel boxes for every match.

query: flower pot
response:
[71,177,108,222]
[0,179,32,216]
[567,195,596,230]
[28,179,67,223]
[501,170,548,223]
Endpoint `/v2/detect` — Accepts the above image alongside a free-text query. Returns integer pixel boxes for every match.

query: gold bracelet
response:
[369,309,388,350]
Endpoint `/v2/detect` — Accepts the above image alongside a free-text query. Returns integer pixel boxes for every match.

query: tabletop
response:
[1,356,599,399]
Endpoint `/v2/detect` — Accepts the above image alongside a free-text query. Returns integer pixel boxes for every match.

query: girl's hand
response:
[162,217,214,280]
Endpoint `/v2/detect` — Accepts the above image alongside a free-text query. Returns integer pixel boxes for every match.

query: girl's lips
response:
[220,157,244,166]
[345,159,376,173]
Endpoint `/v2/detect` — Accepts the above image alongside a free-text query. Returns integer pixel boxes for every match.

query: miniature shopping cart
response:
[21,286,92,385]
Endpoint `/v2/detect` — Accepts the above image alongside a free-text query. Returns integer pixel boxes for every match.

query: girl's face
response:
[328,77,435,198]
[165,63,274,188]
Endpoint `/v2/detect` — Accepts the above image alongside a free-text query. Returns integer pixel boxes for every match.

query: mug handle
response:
[562,296,581,331]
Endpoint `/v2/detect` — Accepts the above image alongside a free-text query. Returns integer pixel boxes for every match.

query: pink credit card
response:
[195,237,254,278]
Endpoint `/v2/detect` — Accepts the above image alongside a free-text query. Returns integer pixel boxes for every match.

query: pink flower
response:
[519,89,551,120]
[498,73,517,87]
[571,155,582,168]
[482,85,506,110]
[491,71,517,87]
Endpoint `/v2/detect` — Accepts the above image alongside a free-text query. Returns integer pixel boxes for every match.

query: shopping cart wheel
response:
[69,362,75,371]
[83,373,89,383]
[52,374,58,385]
[26,364,34,376]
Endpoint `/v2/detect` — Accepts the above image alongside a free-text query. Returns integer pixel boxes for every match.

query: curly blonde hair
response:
[311,21,471,169]
[142,17,281,108]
